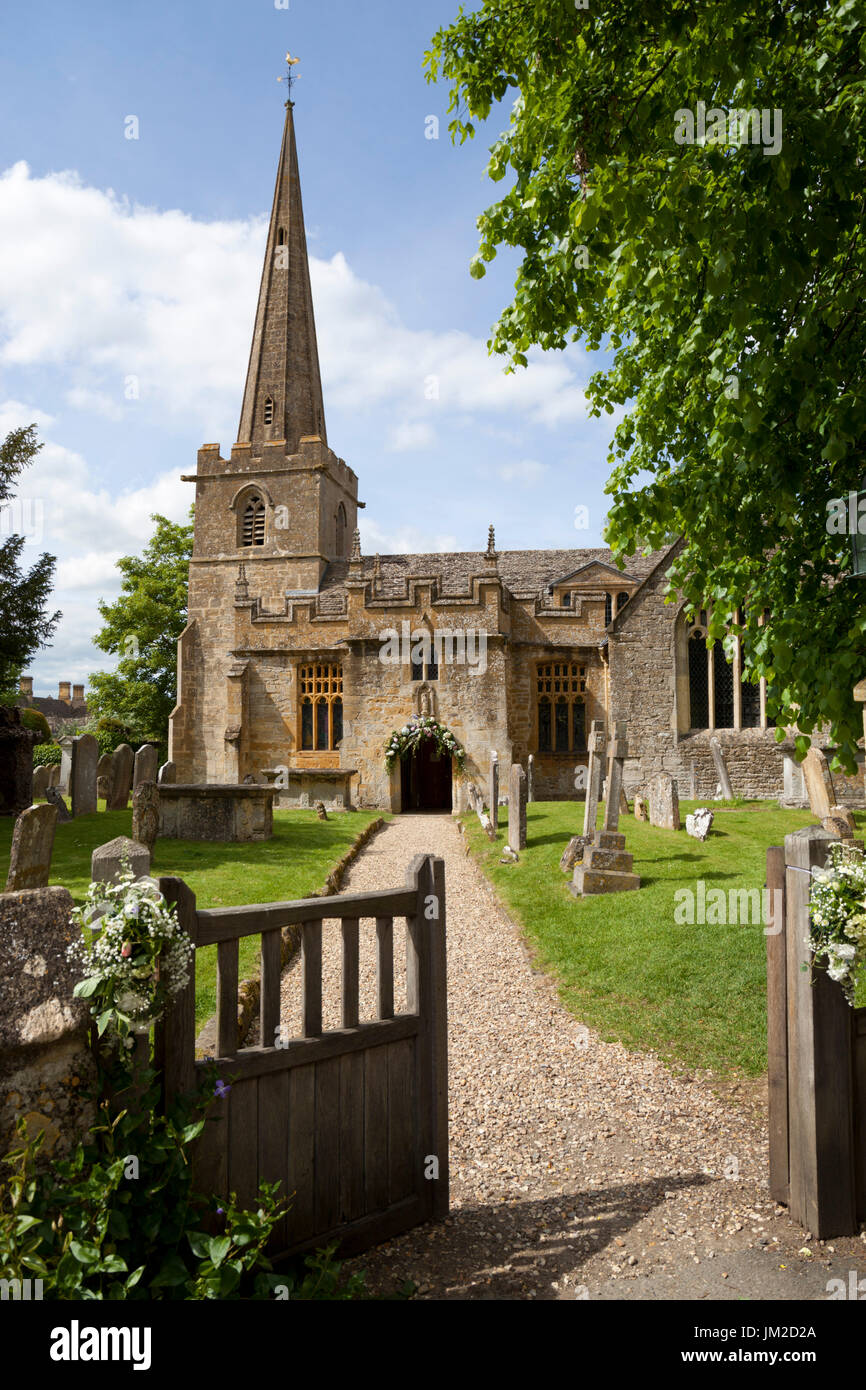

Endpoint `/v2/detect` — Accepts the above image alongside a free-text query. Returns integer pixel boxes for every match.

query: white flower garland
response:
[67,865,194,1047]
[808,842,866,1006]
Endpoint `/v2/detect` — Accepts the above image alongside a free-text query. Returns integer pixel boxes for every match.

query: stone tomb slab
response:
[157,784,276,842]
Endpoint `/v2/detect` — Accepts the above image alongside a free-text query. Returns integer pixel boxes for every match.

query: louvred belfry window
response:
[299,664,343,751]
[242,495,266,547]
[536,662,587,753]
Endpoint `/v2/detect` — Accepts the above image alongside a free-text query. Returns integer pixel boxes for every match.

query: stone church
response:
[168,102,838,811]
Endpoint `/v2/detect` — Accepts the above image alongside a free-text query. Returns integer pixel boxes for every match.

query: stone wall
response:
[0,886,97,1159]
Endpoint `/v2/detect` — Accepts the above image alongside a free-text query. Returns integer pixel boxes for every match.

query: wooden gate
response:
[153,853,448,1260]
[766,826,866,1236]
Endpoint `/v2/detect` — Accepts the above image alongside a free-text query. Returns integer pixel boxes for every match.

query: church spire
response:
[237,100,327,454]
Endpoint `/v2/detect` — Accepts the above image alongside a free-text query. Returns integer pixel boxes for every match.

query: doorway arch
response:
[400,740,453,812]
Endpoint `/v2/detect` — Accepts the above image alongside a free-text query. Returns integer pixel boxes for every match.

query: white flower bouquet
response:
[808,843,866,1006]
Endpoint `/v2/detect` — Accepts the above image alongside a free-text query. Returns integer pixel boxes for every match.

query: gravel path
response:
[282,813,866,1300]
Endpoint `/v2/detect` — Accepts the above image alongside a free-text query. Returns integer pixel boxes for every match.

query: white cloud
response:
[0,162,589,446]
[498,459,548,485]
[386,420,436,452]
[359,519,459,556]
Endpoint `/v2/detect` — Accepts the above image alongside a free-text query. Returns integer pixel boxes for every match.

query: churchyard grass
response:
[0,805,384,1030]
[461,799,855,1078]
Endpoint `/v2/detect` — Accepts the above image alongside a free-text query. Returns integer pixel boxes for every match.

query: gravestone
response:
[131,782,160,851]
[5,804,58,891]
[488,752,499,832]
[508,763,527,852]
[582,720,606,837]
[802,747,835,820]
[823,812,854,842]
[157,760,176,785]
[49,764,61,787]
[527,754,535,804]
[560,834,592,874]
[315,800,328,821]
[572,722,640,895]
[133,743,159,790]
[58,736,74,794]
[108,744,134,810]
[33,765,50,799]
[70,733,98,817]
[633,792,648,822]
[781,753,808,809]
[709,737,734,800]
[96,752,112,803]
[686,807,714,841]
[0,706,36,816]
[647,771,681,830]
[45,786,72,823]
[91,834,150,885]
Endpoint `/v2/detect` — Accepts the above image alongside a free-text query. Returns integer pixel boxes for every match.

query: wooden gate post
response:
[155,876,198,1107]
[765,845,788,1204]
[407,853,450,1220]
[785,826,858,1237]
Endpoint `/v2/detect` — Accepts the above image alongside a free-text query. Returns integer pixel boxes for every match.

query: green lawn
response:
[1,804,384,1031]
[462,798,860,1079]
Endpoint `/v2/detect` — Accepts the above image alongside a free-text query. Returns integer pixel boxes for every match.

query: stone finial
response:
[350,528,362,563]
[235,563,249,600]
[485,524,498,560]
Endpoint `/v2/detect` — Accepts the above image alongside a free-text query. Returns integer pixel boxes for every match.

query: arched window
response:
[684,608,771,732]
[335,502,347,558]
[688,631,709,728]
[264,396,275,427]
[616,591,629,613]
[604,592,613,625]
[242,495,266,547]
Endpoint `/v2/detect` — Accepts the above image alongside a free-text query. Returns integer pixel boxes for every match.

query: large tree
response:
[0,425,60,695]
[88,512,193,742]
[426,0,866,769]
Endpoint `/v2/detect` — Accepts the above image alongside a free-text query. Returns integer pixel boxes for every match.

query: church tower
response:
[185,97,359,600]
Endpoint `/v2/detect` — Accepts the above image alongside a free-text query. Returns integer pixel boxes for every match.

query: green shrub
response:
[19,707,52,743]
[96,717,134,754]
[32,741,62,767]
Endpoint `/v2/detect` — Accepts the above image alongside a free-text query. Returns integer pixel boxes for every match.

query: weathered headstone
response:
[91,834,150,885]
[32,765,50,799]
[315,800,328,821]
[488,751,499,832]
[647,771,681,830]
[70,733,98,817]
[686,807,714,841]
[96,752,112,803]
[709,736,734,801]
[633,792,648,822]
[49,764,61,788]
[157,760,177,785]
[823,813,854,842]
[45,785,72,822]
[58,736,74,794]
[107,744,134,810]
[131,781,160,850]
[527,753,535,804]
[802,747,835,821]
[4,804,58,891]
[133,743,159,790]
[602,721,628,834]
[582,719,606,837]
[572,722,640,896]
[0,706,36,816]
[508,763,527,852]
[780,753,808,809]
[560,834,592,873]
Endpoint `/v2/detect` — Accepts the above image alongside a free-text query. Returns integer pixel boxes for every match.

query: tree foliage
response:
[426,0,866,768]
[88,512,193,743]
[0,426,60,693]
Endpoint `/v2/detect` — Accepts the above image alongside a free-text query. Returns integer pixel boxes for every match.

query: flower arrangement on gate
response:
[384,715,465,774]
[67,864,194,1049]
[807,843,866,1006]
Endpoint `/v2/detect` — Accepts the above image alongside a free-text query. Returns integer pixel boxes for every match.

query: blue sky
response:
[0,0,619,696]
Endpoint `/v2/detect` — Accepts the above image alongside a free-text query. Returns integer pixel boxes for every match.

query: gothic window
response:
[264,396,275,427]
[241,495,266,547]
[688,631,709,729]
[616,591,629,613]
[604,592,613,625]
[713,642,735,728]
[426,657,438,681]
[741,679,761,728]
[536,662,587,753]
[299,664,343,751]
[411,655,424,682]
[335,502,346,558]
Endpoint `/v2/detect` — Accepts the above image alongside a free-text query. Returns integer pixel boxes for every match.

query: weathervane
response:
[277,52,301,105]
